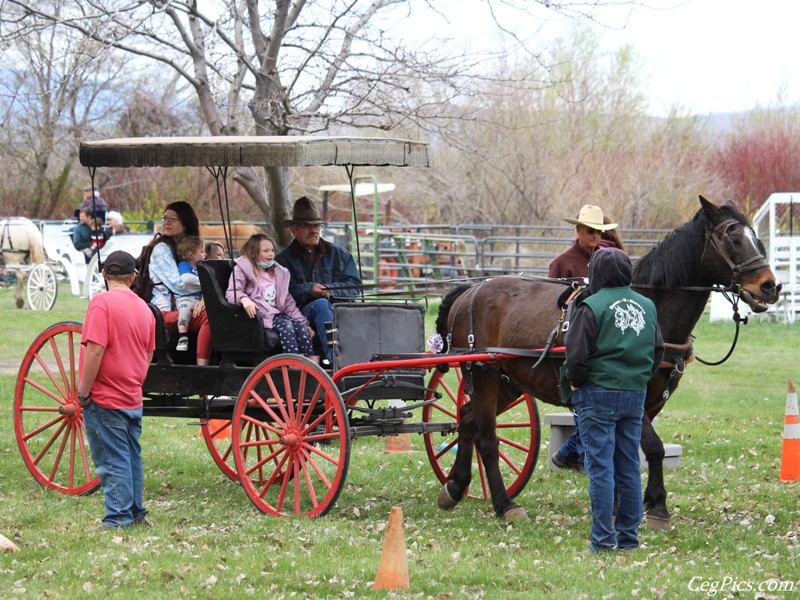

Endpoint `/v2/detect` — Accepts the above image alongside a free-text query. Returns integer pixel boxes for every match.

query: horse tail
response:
[436,284,473,352]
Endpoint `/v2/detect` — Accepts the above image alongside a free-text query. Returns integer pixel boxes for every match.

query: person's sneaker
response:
[175,336,189,352]
[552,452,584,473]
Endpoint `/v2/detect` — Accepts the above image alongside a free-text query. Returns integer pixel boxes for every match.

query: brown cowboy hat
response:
[563,205,617,231]
[281,196,324,227]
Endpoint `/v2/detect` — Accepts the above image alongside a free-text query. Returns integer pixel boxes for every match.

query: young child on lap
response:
[175,236,205,352]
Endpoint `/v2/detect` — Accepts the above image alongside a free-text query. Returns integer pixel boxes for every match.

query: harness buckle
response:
[467,333,475,349]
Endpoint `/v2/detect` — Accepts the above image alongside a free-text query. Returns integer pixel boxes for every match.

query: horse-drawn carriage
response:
[13,136,782,523]
[0,217,61,311]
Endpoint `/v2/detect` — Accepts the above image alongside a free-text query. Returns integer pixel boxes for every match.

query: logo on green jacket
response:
[610,299,647,335]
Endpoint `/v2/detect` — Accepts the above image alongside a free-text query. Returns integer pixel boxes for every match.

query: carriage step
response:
[543,412,682,470]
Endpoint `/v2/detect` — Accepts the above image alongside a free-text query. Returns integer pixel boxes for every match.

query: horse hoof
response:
[503,507,529,522]
[437,484,459,510]
[15,298,23,309]
[646,514,671,531]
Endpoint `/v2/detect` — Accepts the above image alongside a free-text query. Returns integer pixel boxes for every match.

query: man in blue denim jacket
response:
[565,247,664,553]
[276,197,361,364]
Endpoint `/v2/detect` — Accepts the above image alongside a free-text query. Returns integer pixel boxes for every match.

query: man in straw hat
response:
[549,204,620,473]
[276,196,361,365]
[548,204,619,279]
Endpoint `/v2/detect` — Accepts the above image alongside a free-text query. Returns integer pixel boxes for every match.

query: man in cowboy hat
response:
[548,204,619,279]
[548,204,620,473]
[276,196,361,365]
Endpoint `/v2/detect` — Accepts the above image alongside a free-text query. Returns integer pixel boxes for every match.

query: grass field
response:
[0,284,798,598]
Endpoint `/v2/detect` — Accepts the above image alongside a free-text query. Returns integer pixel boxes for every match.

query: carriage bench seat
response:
[333,302,427,401]
[197,260,281,361]
[543,412,682,470]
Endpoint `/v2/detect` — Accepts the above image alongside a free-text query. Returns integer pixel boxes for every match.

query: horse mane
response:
[632,202,747,288]
[436,284,473,352]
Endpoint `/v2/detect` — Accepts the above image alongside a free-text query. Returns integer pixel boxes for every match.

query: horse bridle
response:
[703,217,770,285]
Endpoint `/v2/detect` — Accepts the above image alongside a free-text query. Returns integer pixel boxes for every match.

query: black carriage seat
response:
[196,260,281,363]
[146,302,170,362]
[333,302,427,401]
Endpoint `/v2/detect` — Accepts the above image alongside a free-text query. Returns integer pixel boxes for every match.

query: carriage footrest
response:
[544,412,681,470]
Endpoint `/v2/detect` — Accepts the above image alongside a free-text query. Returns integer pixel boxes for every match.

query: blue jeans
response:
[557,427,585,465]
[573,385,645,552]
[301,298,333,362]
[83,403,147,528]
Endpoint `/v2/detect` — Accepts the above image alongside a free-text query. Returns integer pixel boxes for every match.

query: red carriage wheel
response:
[201,416,279,482]
[423,368,540,500]
[14,321,100,495]
[232,354,350,517]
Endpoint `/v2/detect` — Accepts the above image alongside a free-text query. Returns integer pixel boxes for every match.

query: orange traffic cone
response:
[384,400,412,452]
[373,506,409,591]
[198,419,231,439]
[384,433,412,453]
[780,379,800,482]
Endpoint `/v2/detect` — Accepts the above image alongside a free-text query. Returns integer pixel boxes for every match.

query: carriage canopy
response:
[79,136,431,169]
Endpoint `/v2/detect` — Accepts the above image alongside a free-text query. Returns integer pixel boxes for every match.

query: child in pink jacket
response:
[226,234,316,361]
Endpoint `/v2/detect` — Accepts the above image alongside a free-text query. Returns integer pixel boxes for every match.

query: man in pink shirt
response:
[77,251,156,531]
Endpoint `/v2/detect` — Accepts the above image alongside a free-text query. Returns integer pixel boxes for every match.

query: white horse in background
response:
[0,218,46,308]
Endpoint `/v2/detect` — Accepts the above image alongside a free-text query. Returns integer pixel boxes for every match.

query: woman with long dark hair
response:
[145,201,212,365]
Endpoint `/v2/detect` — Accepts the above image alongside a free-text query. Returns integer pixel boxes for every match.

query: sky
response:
[407,0,799,117]
[589,0,799,116]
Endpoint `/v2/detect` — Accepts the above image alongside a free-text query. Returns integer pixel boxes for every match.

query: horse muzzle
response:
[739,275,782,313]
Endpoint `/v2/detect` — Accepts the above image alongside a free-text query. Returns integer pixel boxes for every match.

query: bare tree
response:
[1,1,492,241]
[0,4,129,217]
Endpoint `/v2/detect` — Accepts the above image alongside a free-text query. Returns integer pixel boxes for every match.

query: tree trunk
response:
[266,166,292,247]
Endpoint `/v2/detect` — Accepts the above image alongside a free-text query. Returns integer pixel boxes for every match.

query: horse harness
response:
[445,277,585,396]
[0,220,32,265]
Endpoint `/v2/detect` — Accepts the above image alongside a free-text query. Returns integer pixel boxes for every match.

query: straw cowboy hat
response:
[281,196,324,227]
[564,205,618,231]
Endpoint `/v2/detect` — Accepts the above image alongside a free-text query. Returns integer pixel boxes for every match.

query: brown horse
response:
[199,222,265,254]
[435,197,781,523]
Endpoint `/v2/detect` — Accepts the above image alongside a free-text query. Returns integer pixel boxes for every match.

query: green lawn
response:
[1,285,798,598]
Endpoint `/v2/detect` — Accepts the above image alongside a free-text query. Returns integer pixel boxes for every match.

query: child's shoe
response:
[176,336,189,352]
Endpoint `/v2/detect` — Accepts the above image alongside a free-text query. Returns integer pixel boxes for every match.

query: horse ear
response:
[699,195,719,218]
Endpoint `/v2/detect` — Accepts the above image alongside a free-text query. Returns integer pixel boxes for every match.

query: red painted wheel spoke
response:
[46,421,71,481]
[263,372,291,424]
[497,433,531,453]
[498,449,524,475]
[244,443,286,478]
[282,365,297,423]
[300,451,320,510]
[33,419,68,465]
[301,446,336,488]
[23,415,64,441]
[21,377,67,407]
[428,400,458,421]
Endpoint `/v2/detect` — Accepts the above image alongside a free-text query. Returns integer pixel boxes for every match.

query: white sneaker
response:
[176,336,189,351]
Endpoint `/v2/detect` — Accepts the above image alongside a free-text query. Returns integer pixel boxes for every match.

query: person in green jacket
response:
[564,247,664,553]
